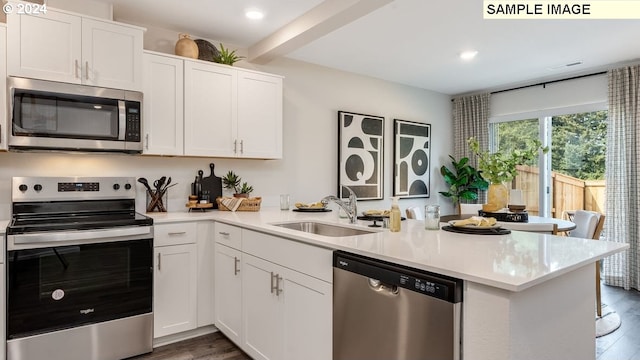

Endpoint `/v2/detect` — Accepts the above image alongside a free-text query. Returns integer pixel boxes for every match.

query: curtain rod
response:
[490,71,607,95]
[451,71,608,101]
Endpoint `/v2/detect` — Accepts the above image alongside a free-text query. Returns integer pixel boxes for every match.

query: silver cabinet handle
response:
[145,134,149,150]
[157,253,161,271]
[276,275,283,296]
[85,61,89,80]
[234,256,240,275]
[270,272,277,294]
[218,231,230,236]
[168,231,186,236]
[233,139,238,154]
[240,140,244,154]
[75,60,80,78]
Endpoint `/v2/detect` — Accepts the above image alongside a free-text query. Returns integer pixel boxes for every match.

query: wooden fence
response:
[513,165,605,218]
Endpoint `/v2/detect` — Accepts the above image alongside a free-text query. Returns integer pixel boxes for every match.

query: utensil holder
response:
[146,190,168,212]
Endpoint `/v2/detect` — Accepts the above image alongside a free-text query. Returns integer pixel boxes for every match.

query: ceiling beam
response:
[248,0,394,64]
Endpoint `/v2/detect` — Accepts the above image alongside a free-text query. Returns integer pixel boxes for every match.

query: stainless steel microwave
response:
[8,77,143,153]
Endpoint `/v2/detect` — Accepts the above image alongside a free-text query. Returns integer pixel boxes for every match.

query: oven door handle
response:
[8,226,153,249]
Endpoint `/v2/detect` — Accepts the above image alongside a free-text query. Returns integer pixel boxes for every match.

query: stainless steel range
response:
[6,177,154,360]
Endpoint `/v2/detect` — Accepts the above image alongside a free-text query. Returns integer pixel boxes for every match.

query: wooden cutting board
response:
[199,163,223,209]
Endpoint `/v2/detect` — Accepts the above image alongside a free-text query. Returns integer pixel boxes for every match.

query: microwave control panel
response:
[125,101,141,142]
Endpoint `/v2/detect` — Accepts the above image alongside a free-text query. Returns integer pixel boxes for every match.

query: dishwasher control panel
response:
[334,251,463,303]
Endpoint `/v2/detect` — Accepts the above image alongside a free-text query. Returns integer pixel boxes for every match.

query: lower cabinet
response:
[214,223,332,360]
[153,222,198,338]
[214,243,242,344]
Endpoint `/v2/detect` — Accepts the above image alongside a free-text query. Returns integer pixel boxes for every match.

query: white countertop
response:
[149,208,628,292]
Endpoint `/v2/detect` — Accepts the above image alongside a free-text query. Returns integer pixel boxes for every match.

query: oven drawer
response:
[154,222,197,247]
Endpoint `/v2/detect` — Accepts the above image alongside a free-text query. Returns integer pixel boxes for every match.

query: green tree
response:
[492,111,607,180]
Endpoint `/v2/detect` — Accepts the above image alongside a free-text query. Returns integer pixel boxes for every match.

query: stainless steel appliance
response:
[333,251,463,360]
[8,77,143,153]
[6,177,154,360]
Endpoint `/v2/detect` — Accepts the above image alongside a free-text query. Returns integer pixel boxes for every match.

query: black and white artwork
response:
[393,119,431,198]
[338,111,384,200]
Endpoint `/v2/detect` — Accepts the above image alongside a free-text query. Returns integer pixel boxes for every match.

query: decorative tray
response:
[478,210,528,222]
[442,225,511,235]
[293,208,331,212]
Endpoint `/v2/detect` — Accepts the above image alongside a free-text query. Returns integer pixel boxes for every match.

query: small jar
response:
[424,204,440,230]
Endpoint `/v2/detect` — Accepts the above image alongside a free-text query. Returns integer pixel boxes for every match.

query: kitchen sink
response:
[272,221,377,237]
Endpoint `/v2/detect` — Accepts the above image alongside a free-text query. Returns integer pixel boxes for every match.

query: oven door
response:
[7,236,153,340]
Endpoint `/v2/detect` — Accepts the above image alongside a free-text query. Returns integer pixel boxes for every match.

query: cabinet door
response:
[7,9,82,83]
[242,254,283,360]
[184,61,237,157]
[214,243,242,345]
[153,244,198,338]
[281,268,332,360]
[237,71,283,159]
[1,25,7,150]
[81,18,143,91]
[143,53,184,155]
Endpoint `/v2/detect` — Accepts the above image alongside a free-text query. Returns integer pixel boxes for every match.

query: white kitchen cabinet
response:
[184,60,236,157]
[7,6,143,91]
[153,222,198,338]
[242,253,332,360]
[196,221,214,327]
[183,60,283,159]
[1,25,7,151]
[143,52,184,155]
[212,224,331,360]
[237,70,283,159]
[214,243,243,345]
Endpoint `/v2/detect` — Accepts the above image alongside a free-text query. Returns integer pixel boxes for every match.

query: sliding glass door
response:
[489,110,606,218]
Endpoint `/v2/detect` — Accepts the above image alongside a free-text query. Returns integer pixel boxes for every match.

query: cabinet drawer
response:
[214,222,242,250]
[154,222,197,247]
[242,229,332,283]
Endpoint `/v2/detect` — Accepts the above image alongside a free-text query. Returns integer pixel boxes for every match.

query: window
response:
[490,110,607,217]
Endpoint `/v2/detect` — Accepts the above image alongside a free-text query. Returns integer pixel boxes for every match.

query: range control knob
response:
[18,184,28,192]
[34,184,43,192]
[124,183,132,190]
[113,184,121,191]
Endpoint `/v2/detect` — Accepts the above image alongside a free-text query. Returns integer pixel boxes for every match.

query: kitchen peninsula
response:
[150,208,628,360]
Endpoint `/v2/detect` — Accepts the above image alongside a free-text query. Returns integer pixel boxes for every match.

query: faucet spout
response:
[321,186,358,224]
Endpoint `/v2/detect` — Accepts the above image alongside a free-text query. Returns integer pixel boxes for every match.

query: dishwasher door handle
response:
[368,278,399,296]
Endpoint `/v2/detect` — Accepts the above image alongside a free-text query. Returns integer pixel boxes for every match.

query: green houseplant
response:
[468,137,547,210]
[214,43,245,66]
[439,155,489,213]
[222,171,254,198]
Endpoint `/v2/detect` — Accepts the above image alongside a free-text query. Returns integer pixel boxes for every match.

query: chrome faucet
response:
[321,186,358,224]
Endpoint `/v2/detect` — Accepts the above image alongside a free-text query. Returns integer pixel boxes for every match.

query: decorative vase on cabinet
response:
[175,33,198,59]
[485,182,509,212]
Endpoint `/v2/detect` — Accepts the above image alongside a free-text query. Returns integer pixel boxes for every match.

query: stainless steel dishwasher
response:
[333,251,463,360]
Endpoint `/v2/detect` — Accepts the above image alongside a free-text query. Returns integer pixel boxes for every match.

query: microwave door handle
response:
[118,100,126,141]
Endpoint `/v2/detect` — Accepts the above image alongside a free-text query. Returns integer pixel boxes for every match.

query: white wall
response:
[0,14,455,219]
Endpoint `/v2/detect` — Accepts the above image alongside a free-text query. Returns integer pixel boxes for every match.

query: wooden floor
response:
[127,284,640,360]
[127,332,250,360]
[597,284,640,360]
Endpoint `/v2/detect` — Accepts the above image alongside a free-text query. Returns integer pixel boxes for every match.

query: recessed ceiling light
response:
[460,50,478,61]
[245,9,264,20]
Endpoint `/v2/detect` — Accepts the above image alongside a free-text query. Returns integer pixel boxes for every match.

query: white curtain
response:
[603,66,640,290]
[452,93,490,203]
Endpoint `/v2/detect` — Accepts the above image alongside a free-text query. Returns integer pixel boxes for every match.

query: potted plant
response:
[439,155,489,214]
[468,137,547,211]
[214,44,245,66]
[222,171,254,198]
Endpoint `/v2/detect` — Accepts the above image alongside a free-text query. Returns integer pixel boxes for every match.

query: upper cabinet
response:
[7,7,143,91]
[143,51,283,159]
[1,25,7,151]
[143,52,184,155]
[184,59,283,159]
